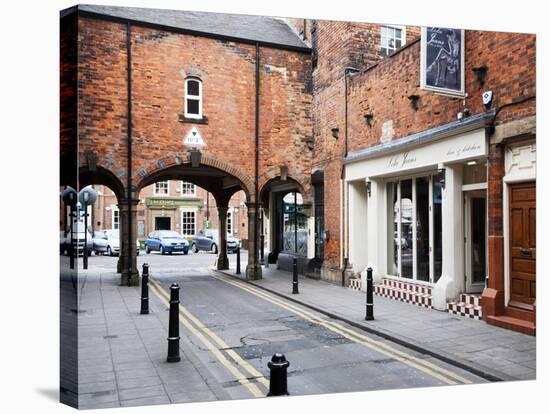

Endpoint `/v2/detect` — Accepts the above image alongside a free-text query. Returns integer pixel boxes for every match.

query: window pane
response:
[416,177,430,282]
[181,211,196,236]
[433,178,443,282]
[187,80,199,96]
[187,99,199,115]
[400,179,413,278]
[471,197,486,284]
[387,182,399,276]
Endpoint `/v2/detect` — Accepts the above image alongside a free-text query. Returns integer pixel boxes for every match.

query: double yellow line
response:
[148,279,268,398]
[210,273,473,386]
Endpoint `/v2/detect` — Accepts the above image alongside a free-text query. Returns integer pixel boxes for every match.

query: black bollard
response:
[236,246,241,275]
[365,267,374,321]
[292,257,299,294]
[166,283,181,362]
[140,263,149,315]
[267,353,290,396]
[260,233,265,265]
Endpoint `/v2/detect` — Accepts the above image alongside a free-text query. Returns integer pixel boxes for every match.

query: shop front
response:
[345,115,490,310]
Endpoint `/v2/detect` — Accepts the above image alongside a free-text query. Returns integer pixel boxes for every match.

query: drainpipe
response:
[254,42,260,272]
[126,21,133,286]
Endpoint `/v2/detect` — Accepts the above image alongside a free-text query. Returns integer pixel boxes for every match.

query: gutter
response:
[254,43,260,272]
[126,21,133,286]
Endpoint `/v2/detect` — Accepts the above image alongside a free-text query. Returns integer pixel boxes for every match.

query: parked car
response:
[145,230,189,255]
[191,229,239,254]
[60,224,93,256]
[92,229,140,256]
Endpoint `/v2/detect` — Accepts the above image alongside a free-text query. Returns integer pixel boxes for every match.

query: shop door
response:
[509,182,536,308]
[155,217,171,231]
[464,191,487,293]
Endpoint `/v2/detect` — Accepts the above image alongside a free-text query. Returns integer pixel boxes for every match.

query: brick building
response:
[60,5,536,333]
[90,183,249,244]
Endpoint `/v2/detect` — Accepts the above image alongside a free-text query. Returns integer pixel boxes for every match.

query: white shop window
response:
[181,209,196,237]
[154,181,169,196]
[380,25,406,56]
[387,172,442,283]
[185,78,202,119]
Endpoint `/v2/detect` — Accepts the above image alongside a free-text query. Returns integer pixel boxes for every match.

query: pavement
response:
[218,263,537,382]
[68,264,229,409]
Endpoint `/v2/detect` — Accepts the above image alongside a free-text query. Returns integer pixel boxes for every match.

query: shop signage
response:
[346,129,486,181]
[146,198,202,207]
[421,27,465,96]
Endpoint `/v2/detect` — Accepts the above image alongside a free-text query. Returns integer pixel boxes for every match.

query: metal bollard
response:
[140,263,149,315]
[166,283,181,362]
[365,267,374,321]
[260,233,265,265]
[267,353,290,396]
[292,257,299,294]
[236,246,241,275]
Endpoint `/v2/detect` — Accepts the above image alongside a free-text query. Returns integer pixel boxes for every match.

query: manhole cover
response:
[103,335,118,339]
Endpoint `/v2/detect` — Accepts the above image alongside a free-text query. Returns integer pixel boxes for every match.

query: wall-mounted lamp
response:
[437,167,446,190]
[364,113,374,127]
[472,65,488,87]
[408,94,420,111]
[365,179,372,197]
[331,127,339,139]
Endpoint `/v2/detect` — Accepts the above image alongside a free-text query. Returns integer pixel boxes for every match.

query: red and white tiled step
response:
[374,278,433,309]
[348,278,362,291]
[447,293,483,320]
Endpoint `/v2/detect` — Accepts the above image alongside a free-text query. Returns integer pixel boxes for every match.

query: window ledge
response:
[178,114,209,124]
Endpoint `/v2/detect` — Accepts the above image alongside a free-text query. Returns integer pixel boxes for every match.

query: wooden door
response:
[509,182,536,307]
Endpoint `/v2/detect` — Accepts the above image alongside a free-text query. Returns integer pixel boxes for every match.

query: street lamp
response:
[62,187,78,269]
[79,186,98,270]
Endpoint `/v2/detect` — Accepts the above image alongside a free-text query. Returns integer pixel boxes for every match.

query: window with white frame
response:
[112,208,120,230]
[181,210,196,236]
[154,181,169,196]
[181,181,196,197]
[185,78,202,119]
[227,210,233,235]
[380,26,406,56]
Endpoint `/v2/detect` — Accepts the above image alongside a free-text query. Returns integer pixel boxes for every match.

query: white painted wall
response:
[433,163,464,310]
[348,181,369,274]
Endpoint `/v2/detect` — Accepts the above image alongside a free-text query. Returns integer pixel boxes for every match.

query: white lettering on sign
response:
[183,126,207,149]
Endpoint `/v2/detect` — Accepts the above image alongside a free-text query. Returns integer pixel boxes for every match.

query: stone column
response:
[245,202,263,280]
[433,163,464,310]
[116,205,126,274]
[119,198,140,286]
[217,206,230,270]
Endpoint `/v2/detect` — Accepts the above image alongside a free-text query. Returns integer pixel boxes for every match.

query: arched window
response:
[185,77,202,119]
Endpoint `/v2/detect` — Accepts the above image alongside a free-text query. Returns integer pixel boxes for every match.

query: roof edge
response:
[60,5,312,54]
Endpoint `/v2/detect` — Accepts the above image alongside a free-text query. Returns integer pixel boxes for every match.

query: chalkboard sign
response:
[421,27,465,96]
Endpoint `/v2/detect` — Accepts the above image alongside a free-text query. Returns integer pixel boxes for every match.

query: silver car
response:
[93,229,140,256]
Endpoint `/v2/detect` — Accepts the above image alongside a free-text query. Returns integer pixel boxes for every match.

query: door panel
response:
[509,182,536,307]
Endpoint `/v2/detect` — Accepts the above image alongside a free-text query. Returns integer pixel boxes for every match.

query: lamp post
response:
[79,187,98,270]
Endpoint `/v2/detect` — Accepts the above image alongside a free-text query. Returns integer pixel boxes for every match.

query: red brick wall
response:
[75,16,313,202]
[311,20,420,276]
[346,31,536,152]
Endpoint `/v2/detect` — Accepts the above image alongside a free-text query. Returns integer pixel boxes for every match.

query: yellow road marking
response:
[150,280,269,388]
[148,281,265,398]
[211,273,473,385]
